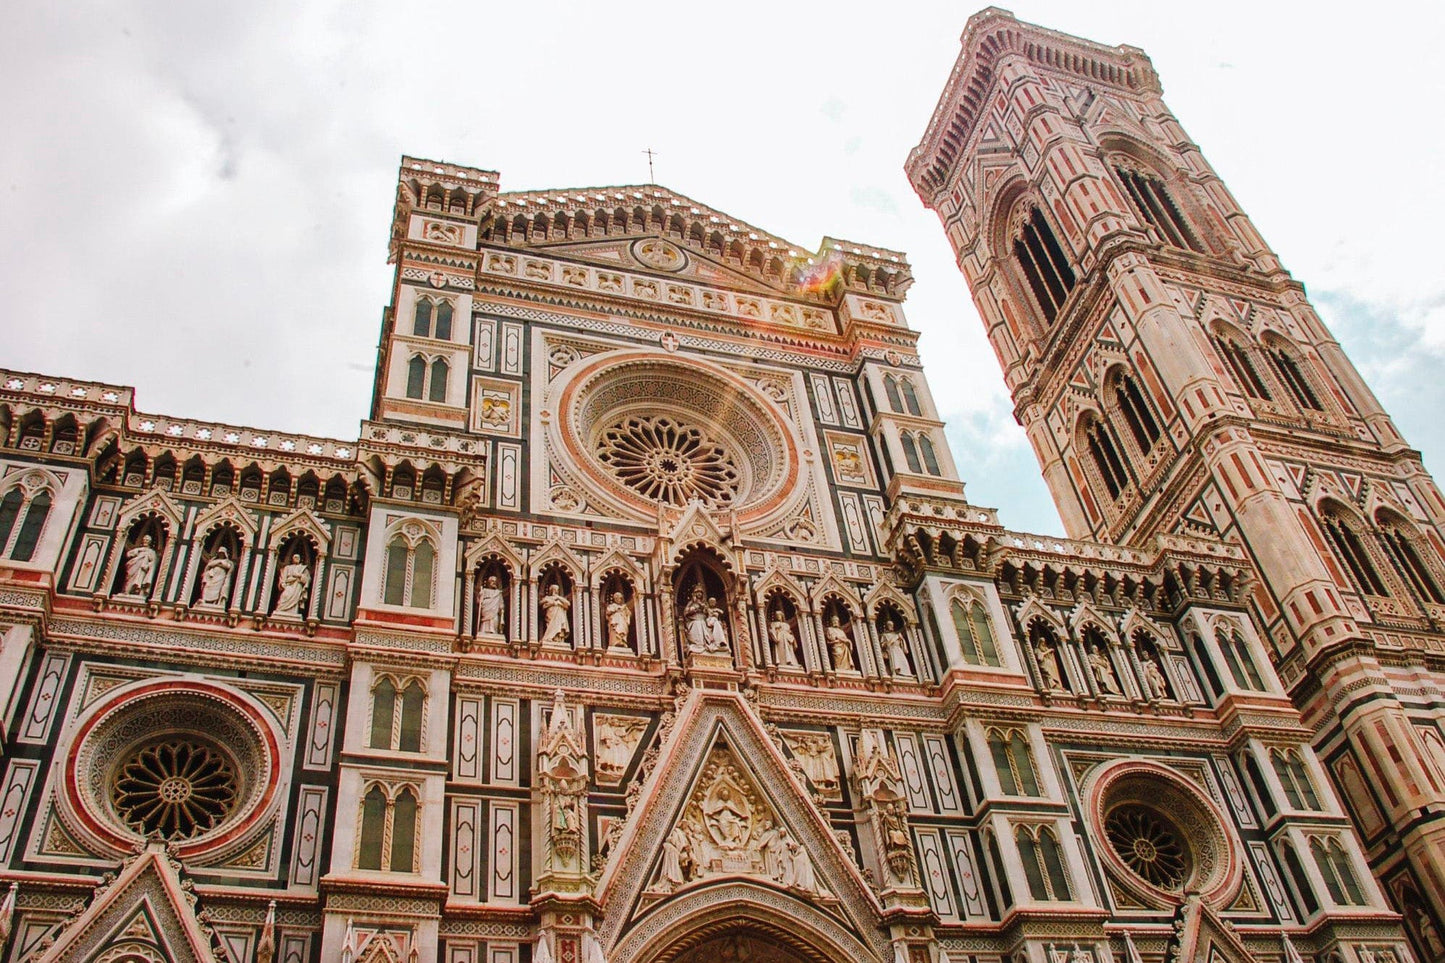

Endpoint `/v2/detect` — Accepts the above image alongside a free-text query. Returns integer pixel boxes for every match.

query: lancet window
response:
[1320,504,1388,597]
[358,783,419,873]
[1210,328,1272,400]
[950,595,1000,666]
[1309,836,1365,906]
[1110,370,1161,455]
[1113,164,1203,252]
[1270,747,1322,811]
[986,727,1040,796]
[1012,207,1076,325]
[383,529,436,608]
[1376,510,1445,606]
[404,355,450,403]
[1081,413,1130,500]
[0,482,51,562]
[1216,624,1266,691]
[370,675,425,752]
[412,296,453,341]
[1015,824,1071,901]
[1264,339,1324,411]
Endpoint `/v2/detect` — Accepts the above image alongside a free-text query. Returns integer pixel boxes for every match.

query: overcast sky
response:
[3,1,1442,537]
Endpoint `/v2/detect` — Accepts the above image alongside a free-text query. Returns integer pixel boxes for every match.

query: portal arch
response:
[612,879,884,963]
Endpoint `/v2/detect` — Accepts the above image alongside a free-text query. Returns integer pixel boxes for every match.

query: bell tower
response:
[909,7,1445,950]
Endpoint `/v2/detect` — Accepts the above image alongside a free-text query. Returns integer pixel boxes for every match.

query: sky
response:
[3,1,1443,538]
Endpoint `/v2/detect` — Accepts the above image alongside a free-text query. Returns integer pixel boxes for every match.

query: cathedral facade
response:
[0,9,1434,963]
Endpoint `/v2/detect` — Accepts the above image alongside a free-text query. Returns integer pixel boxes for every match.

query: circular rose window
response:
[112,736,240,840]
[64,680,280,859]
[1088,761,1239,906]
[549,351,805,526]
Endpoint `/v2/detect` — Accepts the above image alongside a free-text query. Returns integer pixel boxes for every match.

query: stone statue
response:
[477,574,504,635]
[1142,653,1170,700]
[605,591,632,649]
[768,609,799,666]
[273,553,311,617]
[660,825,690,890]
[1035,639,1063,690]
[540,583,570,645]
[683,585,710,652]
[122,534,158,596]
[198,546,234,606]
[1087,644,1118,695]
[786,835,818,894]
[704,597,730,651]
[881,619,912,676]
[825,615,854,671]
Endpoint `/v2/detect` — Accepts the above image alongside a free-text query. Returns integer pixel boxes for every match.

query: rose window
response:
[1105,803,1190,890]
[111,737,239,840]
[595,415,741,508]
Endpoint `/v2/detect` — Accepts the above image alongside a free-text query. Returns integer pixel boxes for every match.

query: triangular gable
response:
[594,690,889,961]
[191,495,259,542]
[34,841,220,963]
[267,507,330,555]
[1170,894,1261,963]
[115,487,184,532]
[1069,599,1119,643]
[659,502,734,569]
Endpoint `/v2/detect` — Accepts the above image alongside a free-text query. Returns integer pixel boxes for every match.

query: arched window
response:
[370,677,396,749]
[884,375,903,413]
[1190,635,1224,699]
[390,788,418,872]
[1111,371,1161,454]
[901,433,923,474]
[1216,626,1265,691]
[358,785,388,870]
[1114,165,1203,252]
[1279,840,1319,916]
[951,597,1000,666]
[1082,414,1130,499]
[399,680,424,752]
[412,298,433,337]
[1376,511,1445,606]
[1265,341,1324,411]
[1320,505,1388,597]
[1209,329,1272,400]
[405,356,426,400]
[1270,748,1321,811]
[428,359,449,403]
[1310,836,1364,905]
[0,490,23,556]
[901,379,922,417]
[1012,207,1076,325]
[434,301,453,341]
[1016,825,1070,900]
[356,783,420,874]
[382,532,436,608]
[919,434,941,475]
[987,728,1040,796]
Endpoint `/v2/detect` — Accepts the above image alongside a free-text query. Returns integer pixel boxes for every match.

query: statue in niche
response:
[1035,638,1064,691]
[273,553,311,617]
[1141,652,1170,700]
[768,608,799,666]
[198,546,234,606]
[540,583,570,645]
[477,574,505,635]
[605,591,632,649]
[682,584,729,653]
[880,619,912,676]
[122,534,158,596]
[825,614,855,671]
[1087,644,1118,695]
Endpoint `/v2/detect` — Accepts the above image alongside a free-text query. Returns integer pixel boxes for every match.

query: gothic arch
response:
[612,880,882,963]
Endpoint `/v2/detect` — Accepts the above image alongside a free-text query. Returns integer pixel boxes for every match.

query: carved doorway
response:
[665,930,821,963]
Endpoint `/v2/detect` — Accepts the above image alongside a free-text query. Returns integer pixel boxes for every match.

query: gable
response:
[593,690,889,961]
